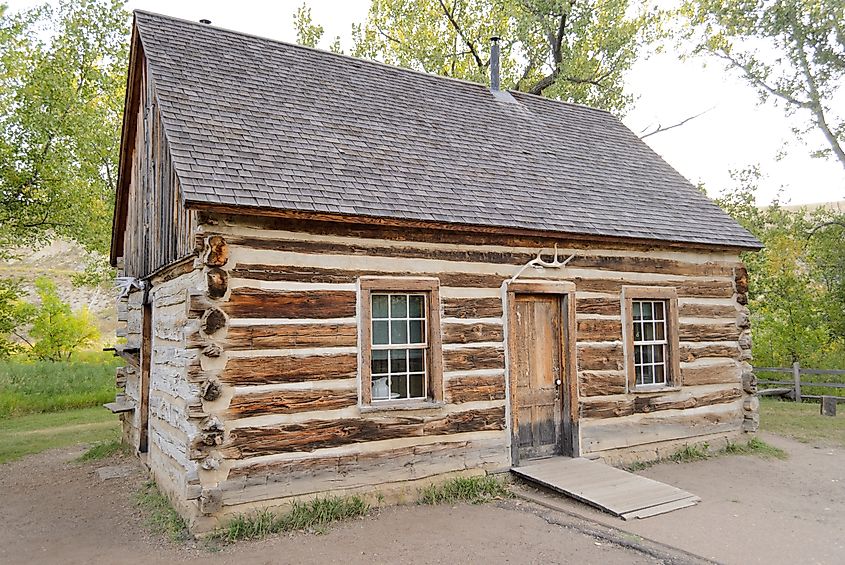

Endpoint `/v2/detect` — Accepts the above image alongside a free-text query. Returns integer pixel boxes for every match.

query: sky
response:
[8,0,845,206]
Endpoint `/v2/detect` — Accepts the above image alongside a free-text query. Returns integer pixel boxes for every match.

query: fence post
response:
[792,361,802,403]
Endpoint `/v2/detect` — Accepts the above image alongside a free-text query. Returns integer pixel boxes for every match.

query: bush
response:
[26,277,100,361]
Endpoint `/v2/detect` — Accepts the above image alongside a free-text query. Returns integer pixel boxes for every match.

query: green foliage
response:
[723,437,788,459]
[669,442,710,463]
[418,475,512,505]
[0,351,119,417]
[76,437,127,461]
[0,278,31,358]
[623,437,787,470]
[0,406,118,463]
[24,277,100,361]
[135,480,191,542]
[297,0,663,114]
[70,251,115,287]
[682,0,845,169]
[216,495,370,542]
[0,0,129,254]
[717,170,845,368]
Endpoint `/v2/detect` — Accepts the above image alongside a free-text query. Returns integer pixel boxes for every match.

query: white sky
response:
[8,0,845,206]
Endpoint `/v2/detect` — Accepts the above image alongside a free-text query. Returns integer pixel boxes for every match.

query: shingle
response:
[133,11,761,250]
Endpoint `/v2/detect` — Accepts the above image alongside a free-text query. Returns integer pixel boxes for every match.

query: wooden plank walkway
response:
[512,457,700,520]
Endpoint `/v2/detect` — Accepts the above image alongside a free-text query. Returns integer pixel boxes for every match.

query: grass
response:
[77,438,129,461]
[668,443,711,463]
[418,475,512,505]
[760,397,845,447]
[0,406,120,464]
[215,495,370,542]
[723,437,788,459]
[0,351,120,418]
[623,437,787,472]
[136,480,191,542]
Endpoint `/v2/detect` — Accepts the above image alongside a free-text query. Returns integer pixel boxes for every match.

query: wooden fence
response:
[755,362,845,403]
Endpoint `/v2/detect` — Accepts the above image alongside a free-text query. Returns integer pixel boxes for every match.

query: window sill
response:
[629,385,682,395]
[360,400,445,413]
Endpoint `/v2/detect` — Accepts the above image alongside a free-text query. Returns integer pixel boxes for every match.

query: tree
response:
[292,2,342,53]
[24,277,100,361]
[683,0,845,172]
[0,278,31,357]
[342,0,662,114]
[0,0,129,255]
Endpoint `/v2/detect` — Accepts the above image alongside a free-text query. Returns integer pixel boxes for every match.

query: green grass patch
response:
[215,495,370,542]
[723,437,788,459]
[0,351,120,418]
[76,438,129,462]
[136,480,191,542]
[418,475,512,505]
[669,442,711,463]
[0,406,120,464]
[760,397,845,447]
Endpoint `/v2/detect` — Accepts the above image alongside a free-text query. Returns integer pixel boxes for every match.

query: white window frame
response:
[369,292,429,401]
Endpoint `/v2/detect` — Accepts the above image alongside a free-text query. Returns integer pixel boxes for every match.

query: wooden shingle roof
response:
[130,11,761,250]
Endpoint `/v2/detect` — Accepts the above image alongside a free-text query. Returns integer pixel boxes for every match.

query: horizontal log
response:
[679,322,741,342]
[222,407,506,457]
[220,353,357,385]
[576,319,623,342]
[442,297,503,319]
[443,346,505,372]
[580,401,744,452]
[575,278,734,299]
[231,264,504,289]
[227,389,358,418]
[679,343,741,363]
[578,344,624,371]
[223,289,356,319]
[226,235,734,277]
[190,323,357,350]
[576,297,621,316]
[579,371,627,397]
[678,303,737,318]
[445,374,506,403]
[442,322,503,345]
[580,386,743,419]
[682,363,740,386]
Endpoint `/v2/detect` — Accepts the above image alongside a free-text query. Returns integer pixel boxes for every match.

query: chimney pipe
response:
[199,19,211,25]
[490,36,500,91]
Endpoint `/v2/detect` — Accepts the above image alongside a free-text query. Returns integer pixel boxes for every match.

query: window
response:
[622,287,680,390]
[632,300,668,386]
[360,278,443,405]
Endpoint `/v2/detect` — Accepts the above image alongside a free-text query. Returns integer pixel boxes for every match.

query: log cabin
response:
[109,11,762,532]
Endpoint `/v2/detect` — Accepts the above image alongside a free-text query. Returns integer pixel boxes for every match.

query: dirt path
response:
[524,433,845,565]
[0,445,660,565]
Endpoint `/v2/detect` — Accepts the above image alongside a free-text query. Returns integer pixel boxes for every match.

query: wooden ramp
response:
[512,457,700,520]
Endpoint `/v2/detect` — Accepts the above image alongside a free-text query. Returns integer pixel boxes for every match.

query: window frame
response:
[621,286,681,392]
[359,277,443,406]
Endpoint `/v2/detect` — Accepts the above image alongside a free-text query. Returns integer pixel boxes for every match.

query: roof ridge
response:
[132,9,613,117]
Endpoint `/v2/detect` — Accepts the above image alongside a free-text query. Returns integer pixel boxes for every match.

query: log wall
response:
[170,213,755,527]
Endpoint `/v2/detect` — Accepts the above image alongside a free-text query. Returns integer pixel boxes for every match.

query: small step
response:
[104,401,135,414]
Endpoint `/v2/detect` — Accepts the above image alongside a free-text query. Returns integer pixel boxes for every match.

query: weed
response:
[723,437,788,459]
[135,480,190,542]
[77,438,129,462]
[418,475,512,505]
[669,442,711,463]
[215,495,370,543]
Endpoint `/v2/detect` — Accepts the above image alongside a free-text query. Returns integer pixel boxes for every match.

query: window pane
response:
[391,375,408,399]
[390,295,407,318]
[643,322,655,341]
[390,349,407,373]
[656,320,665,340]
[372,376,390,400]
[372,295,389,318]
[634,345,642,364]
[408,319,424,344]
[642,344,653,364]
[633,321,642,341]
[642,301,653,320]
[408,349,424,372]
[391,320,408,344]
[642,364,654,384]
[654,344,664,363]
[654,301,665,320]
[655,363,665,384]
[372,320,389,345]
[635,365,643,385]
[408,373,425,398]
[633,301,641,320]
[371,350,389,374]
[408,295,424,318]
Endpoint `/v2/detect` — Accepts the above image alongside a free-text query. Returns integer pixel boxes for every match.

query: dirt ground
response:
[1,432,842,565]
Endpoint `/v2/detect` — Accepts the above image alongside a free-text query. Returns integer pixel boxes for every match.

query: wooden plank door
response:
[511,294,564,461]
[139,301,152,453]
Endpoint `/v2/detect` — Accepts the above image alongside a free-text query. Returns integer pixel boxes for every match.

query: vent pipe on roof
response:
[199,19,211,25]
[490,36,500,91]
